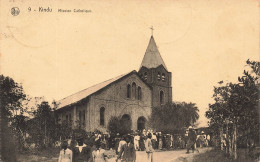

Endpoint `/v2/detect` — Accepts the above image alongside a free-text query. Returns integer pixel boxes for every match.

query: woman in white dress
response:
[58,140,73,162]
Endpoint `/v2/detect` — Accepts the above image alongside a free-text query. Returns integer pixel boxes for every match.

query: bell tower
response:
[138,34,172,107]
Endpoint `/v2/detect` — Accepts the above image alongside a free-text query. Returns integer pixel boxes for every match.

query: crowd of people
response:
[57,127,211,162]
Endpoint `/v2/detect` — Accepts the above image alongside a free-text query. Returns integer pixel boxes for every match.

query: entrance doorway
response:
[121,114,132,132]
[137,116,146,131]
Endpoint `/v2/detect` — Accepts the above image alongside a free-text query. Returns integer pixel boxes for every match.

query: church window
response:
[137,86,142,100]
[132,82,136,99]
[100,107,105,126]
[160,90,164,104]
[127,84,131,98]
[157,72,161,81]
[144,72,147,80]
[162,73,166,81]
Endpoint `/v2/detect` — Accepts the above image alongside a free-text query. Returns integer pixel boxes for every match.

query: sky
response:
[1,0,259,127]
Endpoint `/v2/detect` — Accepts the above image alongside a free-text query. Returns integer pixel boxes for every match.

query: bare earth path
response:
[108,147,212,162]
[17,147,211,162]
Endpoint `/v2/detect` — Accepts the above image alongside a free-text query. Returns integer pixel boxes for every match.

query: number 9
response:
[28,7,31,12]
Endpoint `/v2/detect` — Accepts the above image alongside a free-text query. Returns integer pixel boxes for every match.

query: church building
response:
[55,35,172,133]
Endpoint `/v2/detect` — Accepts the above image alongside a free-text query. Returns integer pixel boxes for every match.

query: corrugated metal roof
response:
[140,36,167,70]
[56,71,132,109]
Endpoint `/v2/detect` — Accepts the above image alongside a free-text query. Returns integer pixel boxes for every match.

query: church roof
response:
[56,72,129,109]
[56,70,148,110]
[140,36,167,70]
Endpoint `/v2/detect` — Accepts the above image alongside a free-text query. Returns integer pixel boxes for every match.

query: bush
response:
[108,116,131,136]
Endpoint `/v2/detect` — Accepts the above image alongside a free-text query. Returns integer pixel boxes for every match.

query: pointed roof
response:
[140,36,167,70]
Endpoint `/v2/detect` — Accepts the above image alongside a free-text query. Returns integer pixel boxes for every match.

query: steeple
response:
[138,33,172,107]
[140,36,167,70]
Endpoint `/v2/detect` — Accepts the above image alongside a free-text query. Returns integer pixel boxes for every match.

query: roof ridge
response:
[56,70,135,109]
[58,76,120,101]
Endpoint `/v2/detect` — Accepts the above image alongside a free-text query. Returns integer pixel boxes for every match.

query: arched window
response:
[144,72,147,80]
[132,82,136,99]
[162,73,166,81]
[157,72,161,81]
[137,86,142,100]
[127,84,131,98]
[160,91,164,104]
[100,107,105,126]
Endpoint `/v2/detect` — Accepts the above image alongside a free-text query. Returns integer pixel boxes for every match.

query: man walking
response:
[186,126,196,154]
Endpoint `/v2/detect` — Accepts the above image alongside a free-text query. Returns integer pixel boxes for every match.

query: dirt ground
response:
[17,147,211,162]
[17,148,116,162]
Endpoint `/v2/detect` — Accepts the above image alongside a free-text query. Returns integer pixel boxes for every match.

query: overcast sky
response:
[1,0,259,127]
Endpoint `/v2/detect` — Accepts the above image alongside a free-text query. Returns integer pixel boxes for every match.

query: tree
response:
[55,120,73,141]
[11,115,28,150]
[108,116,132,136]
[108,116,121,136]
[0,75,27,161]
[0,75,26,118]
[206,60,259,159]
[27,101,56,148]
[148,102,199,134]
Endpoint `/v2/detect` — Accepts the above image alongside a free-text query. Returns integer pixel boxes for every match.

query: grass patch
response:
[193,148,258,162]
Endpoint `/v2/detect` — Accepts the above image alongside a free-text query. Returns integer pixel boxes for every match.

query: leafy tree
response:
[108,116,121,136]
[148,102,199,134]
[0,75,26,118]
[108,116,132,136]
[0,75,27,161]
[55,121,73,140]
[206,60,259,159]
[1,114,17,162]
[11,115,28,150]
[27,101,56,148]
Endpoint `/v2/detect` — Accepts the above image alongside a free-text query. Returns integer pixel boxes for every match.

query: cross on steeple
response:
[150,26,154,36]
[140,31,168,70]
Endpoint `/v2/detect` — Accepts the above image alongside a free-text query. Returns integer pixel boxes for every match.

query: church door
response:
[121,114,132,134]
[137,116,146,131]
